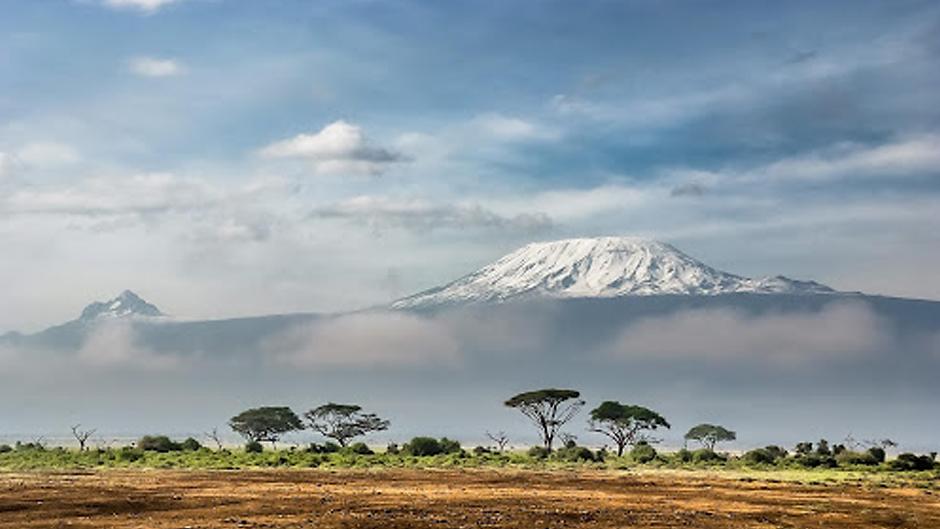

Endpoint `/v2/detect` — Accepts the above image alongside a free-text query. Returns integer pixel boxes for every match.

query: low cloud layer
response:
[268,312,461,368]
[608,302,888,366]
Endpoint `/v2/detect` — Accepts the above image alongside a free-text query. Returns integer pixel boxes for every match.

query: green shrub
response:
[629,442,657,464]
[137,435,182,452]
[554,445,598,463]
[674,448,693,463]
[889,453,935,471]
[345,442,373,455]
[473,446,492,455]
[307,442,341,454]
[180,437,202,451]
[404,437,443,456]
[117,446,144,462]
[835,450,879,466]
[743,446,787,466]
[527,446,550,459]
[867,447,886,463]
[439,438,461,454]
[403,437,461,456]
[794,454,836,468]
[0,444,11,454]
[691,449,726,464]
[244,441,263,453]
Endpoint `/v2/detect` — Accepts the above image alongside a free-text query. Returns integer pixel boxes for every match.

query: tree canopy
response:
[684,423,736,451]
[505,388,584,452]
[588,401,670,456]
[304,403,390,447]
[229,406,303,447]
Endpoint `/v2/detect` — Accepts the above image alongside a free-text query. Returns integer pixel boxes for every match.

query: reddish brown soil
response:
[1,469,938,528]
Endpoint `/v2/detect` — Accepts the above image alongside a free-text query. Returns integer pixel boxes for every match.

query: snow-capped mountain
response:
[78,290,165,321]
[393,237,835,309]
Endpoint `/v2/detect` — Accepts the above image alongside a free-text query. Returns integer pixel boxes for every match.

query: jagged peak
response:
[79,290,164,321]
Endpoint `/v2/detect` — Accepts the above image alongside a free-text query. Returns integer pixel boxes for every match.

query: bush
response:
[867,447,886,463]
[117,446,144,462]
[554,445,598,463]
[835,450,879,466]
[244,441,263,453]
[403,437,461,456]
[889,453,935,471]
[527,446,550,459]
[386,443,400,455]
[180,437,202,451]
[473,446,492,455]
[345,442,373,455]
[307,442,341,454]
[137,435,182,453]
[794,454,836,468]
[0,444,11,454]
[629,442,657,464]
[674,448,693,463]
[743,445,788,466]
[691,449,726,464]
[439,438,461,454]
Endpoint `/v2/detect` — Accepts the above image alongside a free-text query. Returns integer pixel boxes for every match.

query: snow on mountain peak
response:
[79,290,165,321]
[392,236,835,308]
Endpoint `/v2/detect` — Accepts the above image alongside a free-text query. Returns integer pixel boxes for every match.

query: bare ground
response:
[1,469,938,528]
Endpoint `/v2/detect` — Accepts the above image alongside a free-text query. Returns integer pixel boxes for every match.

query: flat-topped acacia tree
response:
[304,403,390,447]
[684,423,736,451]
[588,401,670,457]
[229,406,303,449]
[505,388,585,452]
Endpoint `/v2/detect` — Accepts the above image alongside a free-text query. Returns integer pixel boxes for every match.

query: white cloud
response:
[0,152,13,179]
[269,312,461,368]
[471,113,558,141]
[17,142,81,167]
[102,0,180,13]
[260,120,403,176]
[128,57,184,77]
[1,173,218,216]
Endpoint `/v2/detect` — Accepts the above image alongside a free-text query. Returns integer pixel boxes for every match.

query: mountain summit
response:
[79,290,164,321]
[393,237,835,308]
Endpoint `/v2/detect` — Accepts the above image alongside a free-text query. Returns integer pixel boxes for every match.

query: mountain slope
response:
[393,237,834,309]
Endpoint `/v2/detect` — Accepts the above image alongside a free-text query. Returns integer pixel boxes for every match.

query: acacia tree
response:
[486,431,510,452]
[229,407,303,449]
[505,388,584,452]
[588,401,670,457]
[70,424,96,452]
[303,403,390,447]
[684,423,736,451]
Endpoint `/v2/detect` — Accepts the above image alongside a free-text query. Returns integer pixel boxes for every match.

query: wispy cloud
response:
[312,195,553,235]
[102,0,181,13]
[260,120,404,176]
[128,57,184,77]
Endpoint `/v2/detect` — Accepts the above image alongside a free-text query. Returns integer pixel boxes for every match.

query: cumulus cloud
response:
[669,182,707,197]
[311,195,554,234]
[128,57,184,77]
[102,0,180,13]
[608,302,889,366]
[77,321,179,370]
[268,312,460,368]
[260,120,403,176]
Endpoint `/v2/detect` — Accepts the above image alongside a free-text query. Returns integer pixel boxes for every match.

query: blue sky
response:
[2,0,939,331]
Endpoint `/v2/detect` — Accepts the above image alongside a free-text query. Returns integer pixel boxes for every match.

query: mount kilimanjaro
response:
[393,237,835,309]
